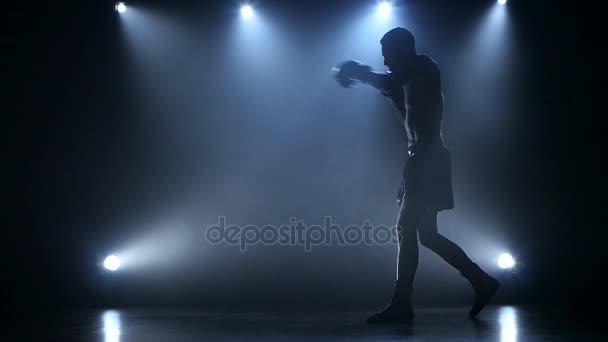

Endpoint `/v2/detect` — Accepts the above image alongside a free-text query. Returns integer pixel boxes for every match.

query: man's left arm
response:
[335,61,406,122]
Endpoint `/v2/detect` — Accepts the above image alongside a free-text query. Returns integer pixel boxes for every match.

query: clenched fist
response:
[333,60,372,88]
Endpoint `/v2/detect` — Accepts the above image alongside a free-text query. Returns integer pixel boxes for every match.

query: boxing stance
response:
[334,27,499,324]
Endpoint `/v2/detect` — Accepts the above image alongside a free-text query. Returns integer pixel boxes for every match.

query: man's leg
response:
[367,201,424,324]
[394,207,420,305]
[417,209,500,318]
[417,210,477,272]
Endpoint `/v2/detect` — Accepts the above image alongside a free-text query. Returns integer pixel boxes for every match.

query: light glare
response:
[498,0,507,5]
[104,255,121,271]
[378,2,392,16]
[241,5,253,18]
[116,2,126,13]
[497,253,515,269]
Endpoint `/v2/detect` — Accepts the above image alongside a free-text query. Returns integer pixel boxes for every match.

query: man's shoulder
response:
[415,55,441,79]
[415,55,441,81]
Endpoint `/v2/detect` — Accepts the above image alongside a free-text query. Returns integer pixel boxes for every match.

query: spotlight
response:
[104,255,121,271]
[497,253,515,269]
[240,4,253,19]
[378,1,392,16]
[115,2,126,13]
[498,0,507,5]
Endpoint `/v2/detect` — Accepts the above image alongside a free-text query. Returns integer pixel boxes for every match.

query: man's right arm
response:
[335,61,405,124]
[359,70,390,93]
[361,71,406,124]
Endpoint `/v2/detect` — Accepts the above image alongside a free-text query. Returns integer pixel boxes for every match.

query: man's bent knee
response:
[418,229,440,248]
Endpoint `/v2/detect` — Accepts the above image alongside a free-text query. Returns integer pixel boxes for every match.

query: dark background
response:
[8,0,602,312]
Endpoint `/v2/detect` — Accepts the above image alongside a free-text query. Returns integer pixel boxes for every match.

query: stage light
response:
[115,2,126,13]
[241,5,253,19]
[104,255,121,271]
[497,253,515,269]
[498,0,507,5]
[378,1,392,16]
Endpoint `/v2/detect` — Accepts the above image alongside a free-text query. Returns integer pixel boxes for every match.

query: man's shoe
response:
[366,305,414,324]
[469,274,500,318]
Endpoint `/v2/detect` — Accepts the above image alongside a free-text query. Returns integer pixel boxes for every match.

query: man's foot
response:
[469,274,500,318]
[366,305,414,324]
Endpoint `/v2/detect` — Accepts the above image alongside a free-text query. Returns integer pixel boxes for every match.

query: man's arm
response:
[334,61,405,124]
[359,70,390,93]
[361,71,406,126]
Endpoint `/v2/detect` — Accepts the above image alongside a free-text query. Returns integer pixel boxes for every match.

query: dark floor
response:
[19,305,603,341]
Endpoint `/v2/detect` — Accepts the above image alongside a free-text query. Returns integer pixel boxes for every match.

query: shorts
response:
[397,142,454,212]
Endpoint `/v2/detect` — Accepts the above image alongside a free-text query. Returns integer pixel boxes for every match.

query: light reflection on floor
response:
[75,305,596,341]
[498,306,518,342]
[101,310,121,342]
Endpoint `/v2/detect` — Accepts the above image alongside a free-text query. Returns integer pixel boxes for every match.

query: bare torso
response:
[399,55,444,148]
[343,56,445,148]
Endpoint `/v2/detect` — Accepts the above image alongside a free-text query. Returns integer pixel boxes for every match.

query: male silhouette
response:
[334,27,499,323]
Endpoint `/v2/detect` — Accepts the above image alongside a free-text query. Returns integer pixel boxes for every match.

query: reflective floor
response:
[21,306,602,341]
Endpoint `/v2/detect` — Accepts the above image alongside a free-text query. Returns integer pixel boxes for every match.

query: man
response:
[334,27,499,324]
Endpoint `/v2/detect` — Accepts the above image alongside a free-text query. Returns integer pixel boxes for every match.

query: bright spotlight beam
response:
[378,1,392,16]
[104,255,121,271]
[115,2,126,13]
[498,0,507,5]
[241,5,253,19]
[497,253,515,269]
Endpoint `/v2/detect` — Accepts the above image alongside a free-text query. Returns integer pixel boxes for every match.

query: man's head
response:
[380,27,416,74]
